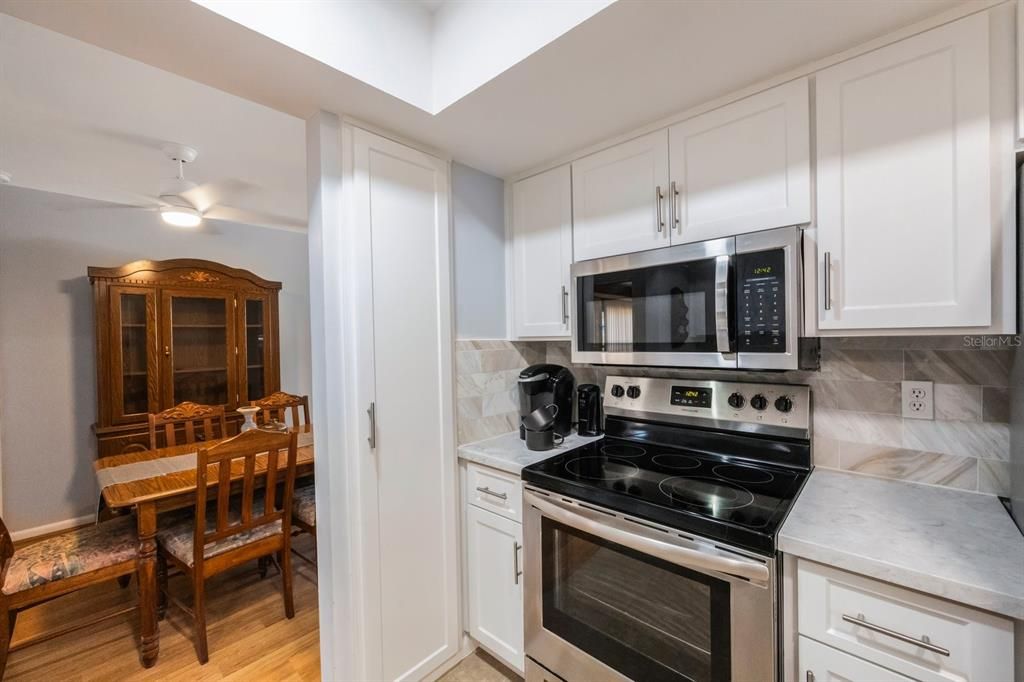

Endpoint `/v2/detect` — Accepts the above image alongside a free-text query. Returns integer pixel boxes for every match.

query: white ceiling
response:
[0,0,969,218]
[0,13,307,230]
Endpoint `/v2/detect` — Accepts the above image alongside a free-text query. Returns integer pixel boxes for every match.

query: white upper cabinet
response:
[511,165,573,338]
[572,130,670,261]
[815,13,993,330]
[668,78,811,244]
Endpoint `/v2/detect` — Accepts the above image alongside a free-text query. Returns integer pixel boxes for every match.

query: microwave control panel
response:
[736,248,786,353]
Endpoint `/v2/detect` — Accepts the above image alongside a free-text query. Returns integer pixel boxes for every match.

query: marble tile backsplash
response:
[455,336,1014,496]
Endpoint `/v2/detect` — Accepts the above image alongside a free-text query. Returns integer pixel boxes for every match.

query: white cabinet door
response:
[572,130,670,261]
[815,13,992,330]
[511,166,572,338]
[466,504,524,673]
[350,126,460,681]
[668,78,810,244]
[800,636,914,682]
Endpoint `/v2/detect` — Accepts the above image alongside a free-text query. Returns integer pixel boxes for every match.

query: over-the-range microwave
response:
[570,226,819,371]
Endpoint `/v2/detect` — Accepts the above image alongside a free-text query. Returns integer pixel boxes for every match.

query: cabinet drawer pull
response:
[671,180,681,231]
[475,486,508,501]
[842,613,949,657]
[655,185,665,233]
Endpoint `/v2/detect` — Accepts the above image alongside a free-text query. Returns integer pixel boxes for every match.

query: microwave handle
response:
[714,255,731,354]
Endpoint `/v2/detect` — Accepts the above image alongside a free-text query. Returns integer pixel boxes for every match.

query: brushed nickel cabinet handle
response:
[475,486,507,501]
[842,613,950,657]
[806,671,815,682]
[671,180,681,230]
[824,251,832,311]
[561,285,569,325]
[367,402,377,449]
[655,185,665,233]
[513,541,522,585]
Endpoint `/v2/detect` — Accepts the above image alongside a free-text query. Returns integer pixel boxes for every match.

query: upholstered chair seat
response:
[2,516,137,595]
[292,485,315,527]
[157,507,281,568]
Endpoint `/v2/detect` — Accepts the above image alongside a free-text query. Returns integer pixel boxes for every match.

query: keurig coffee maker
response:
[576,384,603,436]
[518,364,574,439]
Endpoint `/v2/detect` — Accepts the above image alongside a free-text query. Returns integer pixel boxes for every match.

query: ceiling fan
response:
[134,142,303,230]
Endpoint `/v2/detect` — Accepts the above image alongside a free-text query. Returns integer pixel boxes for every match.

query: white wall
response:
[430,0,613,111]
[451,162,505,339]
[0,186,312,535]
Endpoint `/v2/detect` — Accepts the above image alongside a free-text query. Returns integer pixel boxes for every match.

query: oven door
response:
[524,488,776,682]
[571,238,735,369]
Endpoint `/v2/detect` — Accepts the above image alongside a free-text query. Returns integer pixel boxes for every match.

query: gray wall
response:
[452,162,506,339]
[0,186,312,534]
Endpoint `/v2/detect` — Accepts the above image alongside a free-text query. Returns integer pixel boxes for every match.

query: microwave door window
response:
[579,260,719,353]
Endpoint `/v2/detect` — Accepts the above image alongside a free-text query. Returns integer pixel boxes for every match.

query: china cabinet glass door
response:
[110,286,158,422]
[241,296,272,402]
[161,290,236,409]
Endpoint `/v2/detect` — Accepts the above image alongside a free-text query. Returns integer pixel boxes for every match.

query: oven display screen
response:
[670,386,712,408]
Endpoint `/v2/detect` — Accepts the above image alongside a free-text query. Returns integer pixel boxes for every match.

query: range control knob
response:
[610,385,625,398]
[626,386,642,399]
[727,392,745,409]
[775,396,793,413]
[750,394,768,411]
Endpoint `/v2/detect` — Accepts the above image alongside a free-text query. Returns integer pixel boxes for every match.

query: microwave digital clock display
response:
[670,386,712,408]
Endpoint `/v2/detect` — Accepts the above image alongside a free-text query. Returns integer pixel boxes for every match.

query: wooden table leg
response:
[136,503,159,667]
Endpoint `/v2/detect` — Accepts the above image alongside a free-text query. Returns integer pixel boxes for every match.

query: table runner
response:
[96,431,314,491]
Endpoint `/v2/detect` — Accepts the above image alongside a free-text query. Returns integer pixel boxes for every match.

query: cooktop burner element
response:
[564,456,639,481]
[522,376,812,555]
[600,443,646,458]
[658,476,755,511]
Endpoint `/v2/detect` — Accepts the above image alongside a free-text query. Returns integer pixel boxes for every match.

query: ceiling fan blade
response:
[180,179,258,212]
[203,205,306,230]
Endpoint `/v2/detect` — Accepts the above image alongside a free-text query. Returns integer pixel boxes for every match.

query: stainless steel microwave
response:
[570,226,817,371]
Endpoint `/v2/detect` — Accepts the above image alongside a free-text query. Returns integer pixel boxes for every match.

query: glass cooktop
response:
[522,434,808,555]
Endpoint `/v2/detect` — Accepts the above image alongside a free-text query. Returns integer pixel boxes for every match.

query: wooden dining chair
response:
[0,515,139,677]
[156,428,298,664]
[148,401,228,450]
[251,392,310,432]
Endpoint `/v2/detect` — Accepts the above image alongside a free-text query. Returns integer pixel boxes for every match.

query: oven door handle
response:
[714,255,731,354]
[529,494,769,585]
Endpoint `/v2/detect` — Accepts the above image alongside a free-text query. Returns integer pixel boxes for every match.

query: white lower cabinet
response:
[795,560,1014,682]
[801,636,914,682]
[466,503,525,673]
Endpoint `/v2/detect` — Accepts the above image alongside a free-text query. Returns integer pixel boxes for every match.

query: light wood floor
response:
[7,535,320,681]
[437,650,522,682]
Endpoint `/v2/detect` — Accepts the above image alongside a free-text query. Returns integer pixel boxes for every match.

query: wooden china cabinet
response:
[89,259,282,456]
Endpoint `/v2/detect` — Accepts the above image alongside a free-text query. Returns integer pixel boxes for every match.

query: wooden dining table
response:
[93,433,314,668]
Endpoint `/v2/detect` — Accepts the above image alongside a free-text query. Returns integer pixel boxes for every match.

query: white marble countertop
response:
[780,468,1024,620]
[458,430,603,475]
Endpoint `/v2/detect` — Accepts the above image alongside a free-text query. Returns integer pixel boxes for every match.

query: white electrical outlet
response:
[901,380,934,420]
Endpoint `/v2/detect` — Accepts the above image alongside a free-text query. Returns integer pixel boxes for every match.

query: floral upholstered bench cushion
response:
[2,516,138,595]
[157,510,281,567]
[293,484,315,527]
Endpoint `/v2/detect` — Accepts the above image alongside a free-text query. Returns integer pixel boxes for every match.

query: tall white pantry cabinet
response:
[307,116,460,682]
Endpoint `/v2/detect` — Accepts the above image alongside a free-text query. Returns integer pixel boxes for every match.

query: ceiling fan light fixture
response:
[160,205,202,228]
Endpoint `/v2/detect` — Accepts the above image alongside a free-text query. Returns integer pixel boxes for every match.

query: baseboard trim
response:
[11,514,95,542]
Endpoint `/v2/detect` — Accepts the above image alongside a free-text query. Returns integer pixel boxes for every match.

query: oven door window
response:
[576,258,721,353]
[542,518,731,682]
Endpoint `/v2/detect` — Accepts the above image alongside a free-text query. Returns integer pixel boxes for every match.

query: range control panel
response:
[603,375,810,436]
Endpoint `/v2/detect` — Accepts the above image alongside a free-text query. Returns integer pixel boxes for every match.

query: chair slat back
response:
[251,392,311,432]
[148,402,228,450]
[193,429,297,567]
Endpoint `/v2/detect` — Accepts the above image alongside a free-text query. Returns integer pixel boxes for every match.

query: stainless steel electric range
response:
[521,375,811,682]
